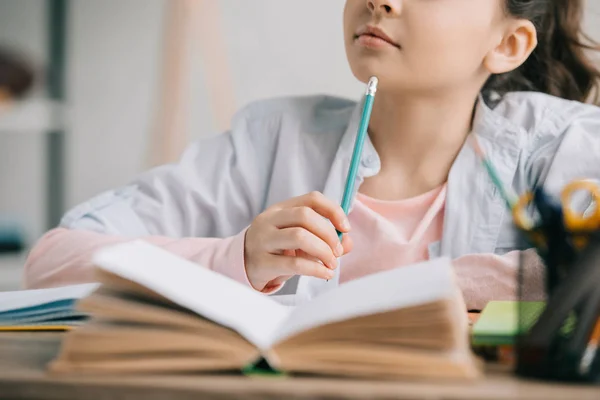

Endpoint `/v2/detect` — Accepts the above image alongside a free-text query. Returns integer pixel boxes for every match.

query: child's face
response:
[343,0,508,93]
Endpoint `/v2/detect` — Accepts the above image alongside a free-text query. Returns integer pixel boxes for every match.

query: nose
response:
[367,0,402,16]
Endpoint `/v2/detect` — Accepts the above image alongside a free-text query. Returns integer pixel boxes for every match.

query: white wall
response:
[67,0,166,207]
[587,0,600,44]
[179,0,360,143]
[0,0,46,62]
[219,0,359,114]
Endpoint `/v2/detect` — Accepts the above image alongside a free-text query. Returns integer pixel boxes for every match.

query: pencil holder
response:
[515,228,600,384]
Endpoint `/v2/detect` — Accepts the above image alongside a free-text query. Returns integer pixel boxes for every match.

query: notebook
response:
[0,283,98,331]
[49,240,482,380]
[471,301,546,346]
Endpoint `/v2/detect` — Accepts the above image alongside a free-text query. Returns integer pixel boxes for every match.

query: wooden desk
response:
[1,333,599,400]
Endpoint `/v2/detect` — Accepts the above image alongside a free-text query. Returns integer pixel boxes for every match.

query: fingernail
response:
[326,269,335,279]
[340,218,351,231]
[330,258,338,270]
[335,243,343,257]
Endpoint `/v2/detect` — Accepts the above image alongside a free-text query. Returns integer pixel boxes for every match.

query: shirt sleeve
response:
[452,249,546,311]
[23,227,252,290]
[60,127,268,239]
[524,100,600,205]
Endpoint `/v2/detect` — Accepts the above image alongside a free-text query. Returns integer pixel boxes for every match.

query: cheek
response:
[342,0,359,37]
[404,15,494,81]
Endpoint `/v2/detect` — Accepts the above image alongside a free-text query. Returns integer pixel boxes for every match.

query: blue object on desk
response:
[0,283,98,330]
[0,217,25,253]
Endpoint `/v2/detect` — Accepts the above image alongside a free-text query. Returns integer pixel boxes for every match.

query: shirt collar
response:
[338,92,522,166]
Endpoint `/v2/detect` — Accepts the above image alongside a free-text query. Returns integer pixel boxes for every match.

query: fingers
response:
[273,254,334,280]
[246,191,354,291]
[341,233,353,255]
[269,206,344,257]
[267,228,338,270]
[278,192,350,233]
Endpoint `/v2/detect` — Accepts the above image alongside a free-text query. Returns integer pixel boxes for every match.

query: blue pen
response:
[337,76,378,241]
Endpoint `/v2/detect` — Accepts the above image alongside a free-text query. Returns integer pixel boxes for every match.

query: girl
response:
[24,0,600,310]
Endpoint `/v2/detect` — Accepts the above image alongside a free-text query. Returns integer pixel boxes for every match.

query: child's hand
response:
[244,191,353,292]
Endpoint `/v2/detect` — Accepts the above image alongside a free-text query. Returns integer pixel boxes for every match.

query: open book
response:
[49,241,482,380]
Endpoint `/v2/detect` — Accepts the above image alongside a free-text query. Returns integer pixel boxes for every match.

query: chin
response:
[348,58,430,94]
[348,60,392,88]
[346,50,402,86]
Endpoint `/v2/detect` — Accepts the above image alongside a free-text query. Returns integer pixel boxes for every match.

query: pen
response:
[337,76,378,241]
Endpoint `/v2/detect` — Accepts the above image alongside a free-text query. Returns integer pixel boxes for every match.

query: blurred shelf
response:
[0,98,63,134]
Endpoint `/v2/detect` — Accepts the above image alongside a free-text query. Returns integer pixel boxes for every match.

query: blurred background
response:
[0,0,599,291]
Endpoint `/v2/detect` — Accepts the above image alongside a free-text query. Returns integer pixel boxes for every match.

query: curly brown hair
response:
[483,0,600,104]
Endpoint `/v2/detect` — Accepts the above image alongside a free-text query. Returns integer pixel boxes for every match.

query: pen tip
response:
[367,77,378,95]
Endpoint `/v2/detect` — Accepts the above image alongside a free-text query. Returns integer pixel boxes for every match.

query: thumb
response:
[341,234,353,255]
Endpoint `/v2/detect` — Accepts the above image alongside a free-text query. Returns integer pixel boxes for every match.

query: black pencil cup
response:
[515,228,600,384]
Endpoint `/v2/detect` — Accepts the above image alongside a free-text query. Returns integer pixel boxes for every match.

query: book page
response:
[92,241,290,350]
[0,283,99,313]
[272,257,458,344]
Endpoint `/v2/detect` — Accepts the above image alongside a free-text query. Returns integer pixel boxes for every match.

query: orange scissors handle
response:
[512,192,535,231]
[561,180,600,232]
[512,192,550,247]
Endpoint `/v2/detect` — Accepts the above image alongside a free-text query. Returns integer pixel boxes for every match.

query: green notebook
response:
[472,301,546,346]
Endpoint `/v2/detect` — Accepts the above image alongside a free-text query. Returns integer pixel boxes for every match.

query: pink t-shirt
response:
[23,187,544,310]
[341,185,445,283]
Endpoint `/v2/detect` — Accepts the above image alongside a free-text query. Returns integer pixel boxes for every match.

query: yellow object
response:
[561,180,600,232]
[0,325,73,332]
[513,179,600,238]
[512,192,535,231]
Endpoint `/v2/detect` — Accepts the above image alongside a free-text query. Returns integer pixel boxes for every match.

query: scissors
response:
[510,181,599,293]
[561,180,600,232]
[470,135,600,244]
[512,179,600,249]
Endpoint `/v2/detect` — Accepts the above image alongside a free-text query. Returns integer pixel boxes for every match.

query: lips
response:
[355,25,401,49]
